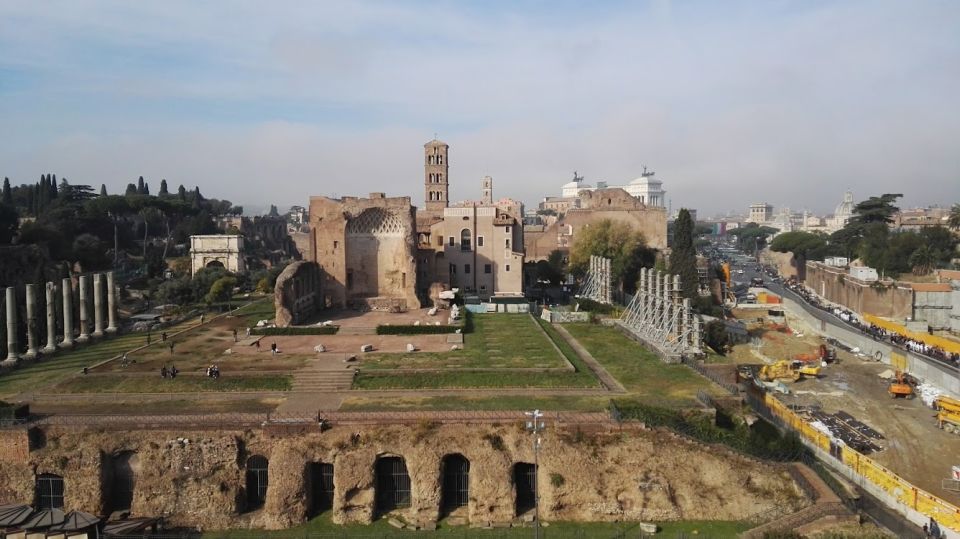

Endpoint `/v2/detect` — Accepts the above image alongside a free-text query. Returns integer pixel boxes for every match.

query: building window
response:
[437,235,444,246]
[448,236,455,247]
[333,240,338,249]
[505,226,510,233]
[477,236,484,247]
[460,229,472,251]
[465,264,471,274]
[347,270,354,290]
[484,264,491,274]
[450,263,456,275]
[438,155,443,165]
[505,264,511,272]
[505,239,510,249]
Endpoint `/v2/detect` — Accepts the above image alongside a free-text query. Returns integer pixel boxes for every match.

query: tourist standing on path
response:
[200,313,205,324]
[168,341,175,355]
[232,329,238,342]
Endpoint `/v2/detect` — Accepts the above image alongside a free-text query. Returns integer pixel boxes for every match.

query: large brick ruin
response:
[274,261,323,327]
[309,194,420,312]
[0,423,810,530]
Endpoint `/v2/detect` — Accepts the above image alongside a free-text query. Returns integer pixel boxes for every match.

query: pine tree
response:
[2,178,11,205]
[137,176,146,195]
[159,179,169,196]
[125,183,138,196]
[193,187,203,201]
[100,184,108,197]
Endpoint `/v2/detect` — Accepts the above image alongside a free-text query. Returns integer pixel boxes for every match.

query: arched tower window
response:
[460,229,471,251]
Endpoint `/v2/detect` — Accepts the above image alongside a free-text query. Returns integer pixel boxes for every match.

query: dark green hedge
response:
[376,325,460,335]
[251,326,339,336]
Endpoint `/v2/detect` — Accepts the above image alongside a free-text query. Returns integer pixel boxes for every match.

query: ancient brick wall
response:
[805,262,914,319]
[274,261,323,327]
[0,423,809,530]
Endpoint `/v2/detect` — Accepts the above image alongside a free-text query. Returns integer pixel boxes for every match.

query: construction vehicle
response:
[935,395,960,434]
[794,344,837,364]
[887,370,914,399]
[758,360,821,383]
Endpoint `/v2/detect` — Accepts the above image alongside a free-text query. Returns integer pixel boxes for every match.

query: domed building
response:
[623,168,666,208]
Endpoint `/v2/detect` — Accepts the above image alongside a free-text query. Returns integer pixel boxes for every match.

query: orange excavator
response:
[888,370,914,399]
[794,344,837,364]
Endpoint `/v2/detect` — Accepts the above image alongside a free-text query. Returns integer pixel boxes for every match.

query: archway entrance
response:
[306,462,334,516]
[109,451,137,513]
[374,456,411,516]
[513,463,537,516]
[245,455,269,509]
[440,454,469,516]
[205,260,225,269]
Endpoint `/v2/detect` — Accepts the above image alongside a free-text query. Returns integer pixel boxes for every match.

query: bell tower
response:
[424,139,449,213]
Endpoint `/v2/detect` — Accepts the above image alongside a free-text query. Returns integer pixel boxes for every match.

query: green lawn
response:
[353,315,599,390]
[202,513,750,538]
[49,374,291,393]
[0,315,199,398]
[360,314,569,370]
[563,323,716,408]
[340,394,609,412]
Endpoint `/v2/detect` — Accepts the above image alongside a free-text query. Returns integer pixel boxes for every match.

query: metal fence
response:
[109,529,732,539]
[680,356,739,395]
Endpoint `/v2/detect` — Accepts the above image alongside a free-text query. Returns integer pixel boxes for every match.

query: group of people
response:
[160,365,179,379]
[206,364,221,379]
[782,279,960,369]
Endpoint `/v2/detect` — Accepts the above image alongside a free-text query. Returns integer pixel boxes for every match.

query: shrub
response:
[250,326,339,336]
[483,433,505,452]
[376,325,460,335]
[574,297,616,315]
[549,473,565,488]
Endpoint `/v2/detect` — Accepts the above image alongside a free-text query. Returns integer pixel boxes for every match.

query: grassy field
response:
[48,374,291,393]
[563,323,716,408]
[0,316,201,399]
[30,397,282,415]
[353,314,599,389]
[360,314,568,370]
[340,394,609,412]
[202,513,750,538]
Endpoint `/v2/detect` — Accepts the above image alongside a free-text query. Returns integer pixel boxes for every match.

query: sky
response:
[1,0,959,217]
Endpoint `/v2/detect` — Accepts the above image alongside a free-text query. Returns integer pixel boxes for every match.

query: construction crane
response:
[887,370,914,399]
[935,395,960,434]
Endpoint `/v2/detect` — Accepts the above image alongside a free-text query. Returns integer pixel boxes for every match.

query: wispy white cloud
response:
[0,0,958,215]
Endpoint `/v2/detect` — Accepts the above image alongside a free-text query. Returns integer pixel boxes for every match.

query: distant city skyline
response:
[1,1,958,215]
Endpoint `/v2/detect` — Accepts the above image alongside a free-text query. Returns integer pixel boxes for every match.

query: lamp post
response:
[525,409,545,539]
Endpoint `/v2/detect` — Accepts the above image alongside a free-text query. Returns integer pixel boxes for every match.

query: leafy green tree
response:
[535,250,566,286]
[849,193,902,226]
[769,231,828,279]
[569,219,655,294]
[125,183,137,196]
[704,320,730,355]
[908,245,936,276]
[0,203,19,244]
[205,275,237,305]
[919,226,957,264]
[857,222,891,272]
[729,223,777,254]
[668,208,699,299]
[156,276,193,305]
[177,184,187,201]
[949,204,960,231]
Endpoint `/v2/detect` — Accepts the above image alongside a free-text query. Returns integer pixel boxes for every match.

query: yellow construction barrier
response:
[863,313,960,355]
[762,392,960,532]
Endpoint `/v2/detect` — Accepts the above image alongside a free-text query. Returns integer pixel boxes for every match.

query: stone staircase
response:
[337,326,377,336]
[291,365,356,392]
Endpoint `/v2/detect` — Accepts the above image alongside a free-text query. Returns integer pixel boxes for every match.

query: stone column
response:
[24,284,39,360]
[693,315,702,350]
[93,273,105,338]
[3,287,18,365]
[106,271,118,334]
[61,278,75,349]
[43,282,57,353]
[78,275,90,343]
[682,297,691,349]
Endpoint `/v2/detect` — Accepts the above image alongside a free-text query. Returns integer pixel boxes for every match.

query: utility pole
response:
[525,409,545,539]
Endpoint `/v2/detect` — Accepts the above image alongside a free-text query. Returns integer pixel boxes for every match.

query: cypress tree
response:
[2,178,11,205]
[177,185,187,200]
[159,179,169,196]
[668,208,700,299]
[49,174,58,199]
[100,184,108,197]
[37,180,47,211]
[125,183,137,196]
[137,176,145,195]
[27,184,35,215]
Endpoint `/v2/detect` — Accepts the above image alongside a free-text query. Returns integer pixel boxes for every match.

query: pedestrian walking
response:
[146,331,152,345]
[271,342,277,356]
[169,341,175,355]
[255,340,261,351]
[232,328,238,342]
[161,332,167,342]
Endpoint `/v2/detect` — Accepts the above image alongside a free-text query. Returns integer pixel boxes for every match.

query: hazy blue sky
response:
[1,1,958,216]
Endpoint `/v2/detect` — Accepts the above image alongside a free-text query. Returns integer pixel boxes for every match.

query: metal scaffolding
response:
[578,255,612,305]
[618,267,701,359]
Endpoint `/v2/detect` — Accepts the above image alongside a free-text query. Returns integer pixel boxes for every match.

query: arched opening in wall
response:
[460,229,471,251]
[306,462,334,517]
[440,454,470,517]
[245,455,269,510]
[206,260,225,269]
[513,463,537,517]
[108,451,138,513]
[374,455,411,517]
[35,473,65,510]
